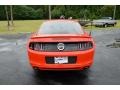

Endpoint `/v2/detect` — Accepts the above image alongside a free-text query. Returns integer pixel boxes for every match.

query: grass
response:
[0,20,44,34]
[0,20,120,34]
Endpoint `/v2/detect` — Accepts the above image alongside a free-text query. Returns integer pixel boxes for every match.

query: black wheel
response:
[80,67,90,74]
[33,67,41,73]
[95,25,98,27]
[112,24,115,27]
[103,24,107,28]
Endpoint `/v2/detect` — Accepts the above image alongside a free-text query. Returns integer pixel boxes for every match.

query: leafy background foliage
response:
[0,5,120,20]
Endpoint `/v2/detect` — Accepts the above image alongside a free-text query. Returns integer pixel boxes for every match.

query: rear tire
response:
[103,24,107,28]
[112,24,115,27]
[33,67,42,73]
[80,68,90,74]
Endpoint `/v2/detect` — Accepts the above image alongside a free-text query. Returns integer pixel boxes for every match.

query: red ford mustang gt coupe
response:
[27,20,95,71]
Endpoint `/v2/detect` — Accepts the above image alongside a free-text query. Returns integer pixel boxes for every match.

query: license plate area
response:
[54,57,68,64]
[46,56,76,64]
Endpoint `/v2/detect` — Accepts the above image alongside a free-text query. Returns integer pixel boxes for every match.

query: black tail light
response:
[29,42,43,51]
[79,42,93,50]
[29,41,93,51]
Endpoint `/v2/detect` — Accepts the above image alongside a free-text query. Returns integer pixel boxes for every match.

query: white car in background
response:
[92,17,117,28]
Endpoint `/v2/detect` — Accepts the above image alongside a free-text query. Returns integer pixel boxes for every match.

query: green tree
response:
[100,6,114,17]
[1,5,120,20]
[51,6,65,19]
[35,8,44,19]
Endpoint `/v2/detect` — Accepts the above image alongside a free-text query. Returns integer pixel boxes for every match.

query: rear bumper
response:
[30,61,93,70]
[27,48,95,70]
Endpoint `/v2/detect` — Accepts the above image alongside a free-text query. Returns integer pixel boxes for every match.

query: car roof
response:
[44,19,79,23]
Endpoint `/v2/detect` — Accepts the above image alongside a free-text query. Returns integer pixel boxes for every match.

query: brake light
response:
[29,42,43,51]
[79,42,93,50]
[29,42,93,51]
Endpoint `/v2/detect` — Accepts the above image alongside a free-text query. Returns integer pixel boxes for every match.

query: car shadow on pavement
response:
[32,70,90,85]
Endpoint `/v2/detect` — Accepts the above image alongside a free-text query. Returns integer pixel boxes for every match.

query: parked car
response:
[27,20,95,71]
[92,17,117,27]
[78,19,90,26]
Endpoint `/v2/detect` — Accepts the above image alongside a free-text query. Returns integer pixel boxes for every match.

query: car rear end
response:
[27,20,95,70]
[27,34,95,70]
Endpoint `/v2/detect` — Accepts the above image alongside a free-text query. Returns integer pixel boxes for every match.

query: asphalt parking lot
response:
[0,29,120,85]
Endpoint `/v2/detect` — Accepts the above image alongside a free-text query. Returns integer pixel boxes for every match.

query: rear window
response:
[38,21,84,34]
